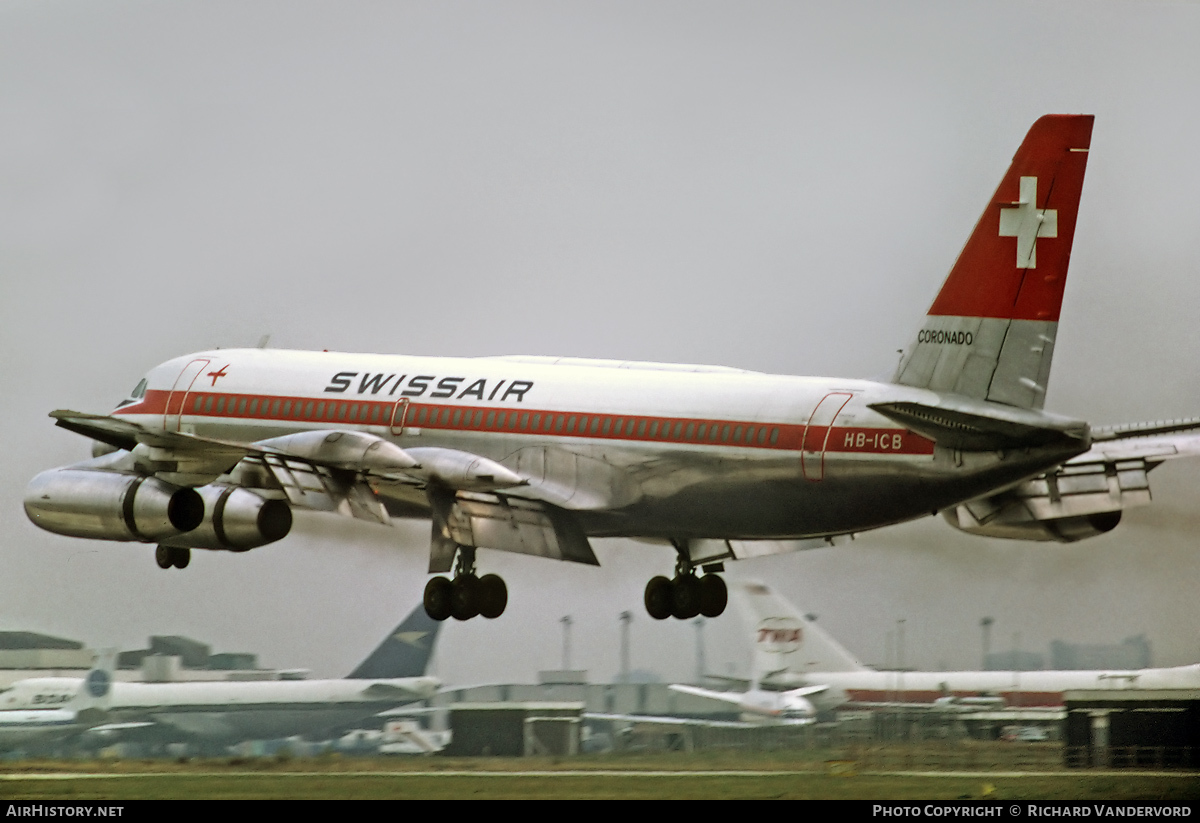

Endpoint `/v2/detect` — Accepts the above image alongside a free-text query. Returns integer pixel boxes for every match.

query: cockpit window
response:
[114,378,148,409]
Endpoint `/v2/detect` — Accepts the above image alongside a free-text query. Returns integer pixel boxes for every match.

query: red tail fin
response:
[894,115,1093,409]
[930,114,1093,321]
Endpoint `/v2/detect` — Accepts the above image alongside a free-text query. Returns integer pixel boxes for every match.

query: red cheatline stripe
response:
[844,689,1063,707]
[116,390,935,456]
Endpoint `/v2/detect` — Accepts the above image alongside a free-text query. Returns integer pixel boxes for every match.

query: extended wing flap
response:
[254,455,390,524]
[431,490,599,566]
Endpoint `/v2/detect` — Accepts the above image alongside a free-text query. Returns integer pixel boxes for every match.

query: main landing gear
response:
[423,545,507,622]
[155,545,191,570]
[644,556,728,620]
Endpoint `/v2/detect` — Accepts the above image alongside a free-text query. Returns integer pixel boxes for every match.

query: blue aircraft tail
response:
[345,604,442,679]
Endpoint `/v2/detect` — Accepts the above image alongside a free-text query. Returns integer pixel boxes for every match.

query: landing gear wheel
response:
[477,574,508,619]
[155,545,190,570]
[644,575,673,620]
[698,574,727,618]
[450,574,480,621]
[671,575,702,620]
[424,576,453,622]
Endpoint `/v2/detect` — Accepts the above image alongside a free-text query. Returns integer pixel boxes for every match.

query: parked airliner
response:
[25,115,1200,623]
[0,652,115,750]
[732,581,1200,710]
[0,607,440,749]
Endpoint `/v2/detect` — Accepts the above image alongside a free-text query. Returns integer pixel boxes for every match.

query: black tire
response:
[644,575,673,620]
[171,547,191,570]
[698,574,727,617]
[424,577,453,622]
[155,545,173,570]
[450,574,480,621]
[477,574,508,619]
[671,575,702,620]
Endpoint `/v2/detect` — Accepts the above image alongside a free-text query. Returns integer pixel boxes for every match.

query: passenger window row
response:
[187,393,781,446]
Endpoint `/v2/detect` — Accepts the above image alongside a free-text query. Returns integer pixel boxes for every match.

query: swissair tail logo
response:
[999,176,1057,269]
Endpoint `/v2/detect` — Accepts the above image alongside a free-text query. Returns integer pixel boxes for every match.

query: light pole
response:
[619,611,632,684]
[560,615,573,670]
[693,617,706,684]
[980,617,994,669]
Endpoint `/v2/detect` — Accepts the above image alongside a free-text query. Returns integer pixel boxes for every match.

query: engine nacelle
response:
[24,469,204,543]
[943,506,1122,543]
[159,484,292,552]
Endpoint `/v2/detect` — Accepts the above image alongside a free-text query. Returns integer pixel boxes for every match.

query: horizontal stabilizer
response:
[1091,417,1200,443]
[669,684,743,707]
[869,399,1088,452]
[789,684,830,698]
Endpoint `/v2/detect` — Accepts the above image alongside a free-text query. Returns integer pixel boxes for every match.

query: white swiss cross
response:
[998,176,1057,269]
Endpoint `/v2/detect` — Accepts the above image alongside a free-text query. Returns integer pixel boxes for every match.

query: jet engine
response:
[24,469,204,543]
[158,484,292,552]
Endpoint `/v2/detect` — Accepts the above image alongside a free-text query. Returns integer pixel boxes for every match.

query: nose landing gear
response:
[424,545,508,622]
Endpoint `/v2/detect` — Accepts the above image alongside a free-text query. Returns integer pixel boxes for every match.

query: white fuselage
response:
[111,349,1084,541]
[0,676,438,742]
[792,665,1200,708]
[0,708,83,747]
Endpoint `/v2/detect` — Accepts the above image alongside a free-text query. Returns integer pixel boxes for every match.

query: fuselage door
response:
[390,397,411,436]
[801,392,853,481]
[164,359,211,432]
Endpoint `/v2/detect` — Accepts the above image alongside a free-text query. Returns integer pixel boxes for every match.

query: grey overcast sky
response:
[3,1,1200,685]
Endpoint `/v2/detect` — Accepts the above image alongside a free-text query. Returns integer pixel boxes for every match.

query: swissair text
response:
[324,373,533,402]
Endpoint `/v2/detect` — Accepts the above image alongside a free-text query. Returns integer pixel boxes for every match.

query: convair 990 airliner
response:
[25,116,1200,624]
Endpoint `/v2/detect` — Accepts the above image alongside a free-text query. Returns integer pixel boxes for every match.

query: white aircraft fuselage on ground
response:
[0,655,114,750]
[25,114,1200,623]
[735,581,1200,711]
[0,609,440,747]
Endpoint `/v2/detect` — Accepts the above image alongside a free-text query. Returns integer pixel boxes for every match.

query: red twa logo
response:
[756,618,804,653]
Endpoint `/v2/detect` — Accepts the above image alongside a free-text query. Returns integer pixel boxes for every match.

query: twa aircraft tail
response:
[735,581,866,680]
[893,115,1094,410]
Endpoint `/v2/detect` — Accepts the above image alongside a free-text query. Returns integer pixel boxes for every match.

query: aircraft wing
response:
[86,720,157,733]
[50,410,602,566]
[359,679,440,701]
[584,712,812,729]
[53,410,250,462]
[787,685,830,698]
